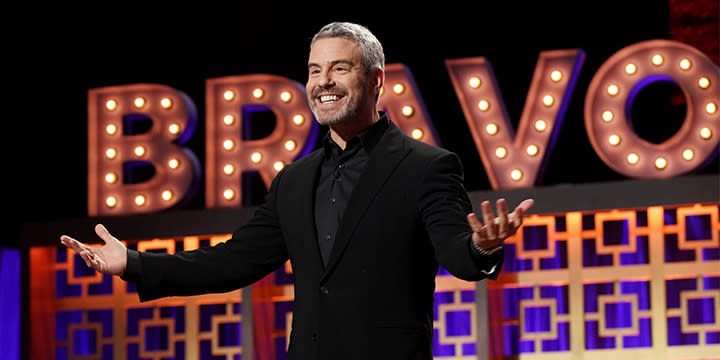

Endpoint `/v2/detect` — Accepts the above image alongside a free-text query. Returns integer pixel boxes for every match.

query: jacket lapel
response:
[321,123,410,280]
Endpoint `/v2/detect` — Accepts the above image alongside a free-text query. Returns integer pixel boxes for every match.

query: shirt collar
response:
[322,111,390,155]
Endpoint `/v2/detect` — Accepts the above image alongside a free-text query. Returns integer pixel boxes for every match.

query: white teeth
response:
[320,94,339,103]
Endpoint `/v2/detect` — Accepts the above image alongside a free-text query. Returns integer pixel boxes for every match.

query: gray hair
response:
[310,22,385,74]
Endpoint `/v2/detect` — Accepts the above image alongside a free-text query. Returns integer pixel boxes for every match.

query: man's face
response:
[306,37,374,126]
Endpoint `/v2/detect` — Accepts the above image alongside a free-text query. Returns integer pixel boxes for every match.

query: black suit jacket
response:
[124,119,503,360]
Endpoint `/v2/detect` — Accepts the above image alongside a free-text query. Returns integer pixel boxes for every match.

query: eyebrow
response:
[307,59,355,69]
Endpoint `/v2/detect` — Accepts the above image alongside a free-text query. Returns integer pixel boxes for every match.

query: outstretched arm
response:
[60,224,127,276]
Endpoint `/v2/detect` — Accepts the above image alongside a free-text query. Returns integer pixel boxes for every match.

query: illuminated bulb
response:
[223,164,235,175]
[510,169,523,181]
[168,123,180,135]
[223,139,235,151]
[651,54,664,66]
[105,124,117,135]
[105,148,117,159]
[284,140,296,151]
[534,120,547,131]
[608,134,621,146]
[402,105,414,117]
[679,58,692,70]
[104,172,117,184]
[160,97,173,109]
[607,84,619,96]
[700,127,712,139]
[495,147,507,159]
[134,146,146,157]
[705,102,717,114]
[654,157,667,169]
[550,70,562,82]
[133,97,145,108]
[468,77,481,88]
[393,83,405,94]
[161,190,173,201]
[293,114,305,126]
[625,63,637,75]
[411,129,424,140]
[280,91,292,103]
[627,153,639,165]
[105,99,118,111]
[682,148,694,160]
[273,161,285,171]
[486,123,498,135]
[542,95,554,106]
[105,196,117,208]
[526,145,538,156]
[223,189,235,200]
[477,100,490,111]
[252,88,264,99]
[168,159,179,169]
[379,87,385,96]
[250,152,263,163]
[135,195,146,206]
[223,115,235,126]
[223,90,235,101]
[698,77,710,89]
[602,110,614,122]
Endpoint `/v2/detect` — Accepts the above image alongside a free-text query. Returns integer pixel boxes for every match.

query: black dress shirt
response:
[314,115,390,266]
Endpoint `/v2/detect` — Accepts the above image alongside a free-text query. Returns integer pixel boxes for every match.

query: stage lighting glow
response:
[105,172,117,184]
[223,115,235,126]
[134,195,146,206]
[223,189,235,200]
[223,140,234,151]
[469,77,481,88]
[393,83,405,94]
[411,128,424,140]
[280,91,292,103]
[252,88,264,99]
[625,63,637,75]
[223,164,234,175]
[680,58,692,70]
[161,190,173,201]
[495,147,507,159]
[168,159,179,169]
[607,84,619,96]
[105,148,117,159]
[168,123,180,135]
[402,105,414,117]
[106,124,117,135]
[627,152,639,164]
[273,161,285,171]
[105,196,117,208]
[535,120,547,131]
[550,70,562,82]
[698,77,710,88]
[526,145,539,156]
[250,152,262,163]
[543,95,554,106]
[478,100,490,111]
[223,90,234,101]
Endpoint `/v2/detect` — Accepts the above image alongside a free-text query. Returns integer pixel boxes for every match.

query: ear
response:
[373,68,385,94]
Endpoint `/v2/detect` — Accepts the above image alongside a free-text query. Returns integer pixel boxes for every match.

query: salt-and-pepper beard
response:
[309,80,372,127]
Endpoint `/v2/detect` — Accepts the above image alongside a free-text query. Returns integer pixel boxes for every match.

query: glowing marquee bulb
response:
[625,63,637,75]
[700,128,712,139]
[284,140,296,151]
[223,189,235,200]
[273,161,285,171]
[292,114,305,126]
[134,146,146,157]
[168,123,180,135]
[168,159,180,169]
[223,90,235,101]
[105,148,117,159]
[608,134,621,146]
[104,172,117,184]
[705,102,717,114]
[534,120,547,131]
[280,91,292,103]
[602,110,614,122]
[627,153,639,165]
[486,123,498,135]
[105,196,117,208]
[161,190,173,201]
[698,77,710,88]
[477,100,490,111]
[495,147,507,159]
[250,152,263,163]
[526,145,539,156]
[402,105,414,117]
[134,195,146,206]
[510,169,523,181]
[160,97,173,109]
[468,77,481,88]
[223,115,235,126]
[223,139,235,151]
[393,83,405,94]
[607,84,619,96]
[550,70,562,82]
[682,149,694,160]
[105,124,117,135]
[680,58,692,70]
[105,99,118,111]
[223,164,235,175]
[252,88,264,99]
[654,157,667,169]
[133,97,145,108]
[411,129,424,140]
[651,54,664,66]
[542,95,554,106]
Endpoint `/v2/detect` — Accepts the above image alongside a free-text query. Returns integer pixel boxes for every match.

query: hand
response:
[60,224,128,276]
[467,198,534,253]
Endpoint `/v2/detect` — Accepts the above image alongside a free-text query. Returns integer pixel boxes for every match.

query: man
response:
[61,22,534,359]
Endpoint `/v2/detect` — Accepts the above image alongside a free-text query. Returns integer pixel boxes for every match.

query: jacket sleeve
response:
[121,170,289,302]
[417,151,504,281]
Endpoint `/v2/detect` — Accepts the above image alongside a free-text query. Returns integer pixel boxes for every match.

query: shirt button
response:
[320,286,329,295]
[312,333,318,342]
[330,197,336,204]
[325,234,332,240]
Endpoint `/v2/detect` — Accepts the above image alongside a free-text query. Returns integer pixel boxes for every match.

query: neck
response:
[329,110,380,150]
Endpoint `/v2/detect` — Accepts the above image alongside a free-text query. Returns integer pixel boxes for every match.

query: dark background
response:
[8,3,718,248]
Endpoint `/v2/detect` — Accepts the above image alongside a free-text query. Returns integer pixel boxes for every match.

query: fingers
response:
[467,213,483,233]
[496,198,509,235]
[510,199,534,228]
[480,200,497,239]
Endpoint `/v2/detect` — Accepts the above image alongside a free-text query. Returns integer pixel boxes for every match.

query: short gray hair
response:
[310,22,385,74]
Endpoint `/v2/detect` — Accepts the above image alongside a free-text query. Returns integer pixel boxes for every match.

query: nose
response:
[317,70,335,88]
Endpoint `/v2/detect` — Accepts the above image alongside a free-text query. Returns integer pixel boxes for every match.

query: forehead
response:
[308,37,363,66]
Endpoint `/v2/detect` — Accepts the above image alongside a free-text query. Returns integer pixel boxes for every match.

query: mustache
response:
[311,87,347,98]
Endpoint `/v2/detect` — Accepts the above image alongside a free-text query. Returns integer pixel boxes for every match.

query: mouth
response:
[316,93,345,105]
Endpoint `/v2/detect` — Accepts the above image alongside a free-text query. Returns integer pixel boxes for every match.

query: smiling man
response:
[61,22,534,359]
